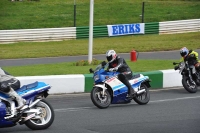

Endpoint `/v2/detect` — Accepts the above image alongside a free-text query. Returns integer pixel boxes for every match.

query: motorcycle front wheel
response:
[133,84,150,105]
[91,87,111,109]
[25,99,55,130]
[182,76,197,93]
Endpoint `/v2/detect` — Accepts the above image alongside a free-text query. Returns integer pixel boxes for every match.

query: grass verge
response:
[2,59,178,76]
[0,32,199,59]
[0,0,200,30]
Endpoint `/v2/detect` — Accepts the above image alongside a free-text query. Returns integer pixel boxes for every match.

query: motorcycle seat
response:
[17,81,38,91]
[131,74,140,79]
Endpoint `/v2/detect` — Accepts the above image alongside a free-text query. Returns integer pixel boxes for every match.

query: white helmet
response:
[180,47,189,57]
[106,50,117,63]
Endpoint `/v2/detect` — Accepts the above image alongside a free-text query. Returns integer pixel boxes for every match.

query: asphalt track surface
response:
[1,87,200,133]
[1,49,200,67]
[1,50,200,133]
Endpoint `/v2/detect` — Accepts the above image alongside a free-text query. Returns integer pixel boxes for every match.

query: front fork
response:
[94,84,107,97]
[186,62,196,85]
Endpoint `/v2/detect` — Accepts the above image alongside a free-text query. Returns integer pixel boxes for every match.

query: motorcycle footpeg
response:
[126,94,135,100]
[126,96,133,101]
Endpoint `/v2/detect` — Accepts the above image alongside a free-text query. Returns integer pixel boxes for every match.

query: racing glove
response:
[109,67,118,72]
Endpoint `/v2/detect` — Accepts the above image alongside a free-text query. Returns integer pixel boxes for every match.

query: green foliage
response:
[73,58,99,66]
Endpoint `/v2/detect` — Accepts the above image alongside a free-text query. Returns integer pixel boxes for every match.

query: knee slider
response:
[0,83,10,93]
[195,63,200,71]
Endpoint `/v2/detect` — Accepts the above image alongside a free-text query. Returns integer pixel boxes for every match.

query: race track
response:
[1,87,200,133]
[1,50,200,132]
[1,49,200,67]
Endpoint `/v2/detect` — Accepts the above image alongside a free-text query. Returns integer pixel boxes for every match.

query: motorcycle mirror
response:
[173,62,177,65]
[89,68,94,73]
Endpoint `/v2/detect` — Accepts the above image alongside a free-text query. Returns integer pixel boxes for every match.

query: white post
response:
[88,0,94,64]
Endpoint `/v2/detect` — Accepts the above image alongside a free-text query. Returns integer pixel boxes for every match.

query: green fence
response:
[76,26,108,39]
[145,22,159,34]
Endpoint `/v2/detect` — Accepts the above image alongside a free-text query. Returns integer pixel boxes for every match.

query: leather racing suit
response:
[107,55,135,96]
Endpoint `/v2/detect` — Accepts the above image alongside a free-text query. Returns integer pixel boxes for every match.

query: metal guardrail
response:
[0,27,76,44]
[159,19,200,34]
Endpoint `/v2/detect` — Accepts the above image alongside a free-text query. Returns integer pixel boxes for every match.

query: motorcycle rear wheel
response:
[91,87,111,109]
[25,99,55,130]
[133,84,150,105]
[182,76,197,93]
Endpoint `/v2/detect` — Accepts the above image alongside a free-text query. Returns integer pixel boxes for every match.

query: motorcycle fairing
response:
[17,81,50,98]
[0,81,50,100]
[105,74,149,104]
[0,81,51,127]
[93,70,119,83]
[0,101,15,128]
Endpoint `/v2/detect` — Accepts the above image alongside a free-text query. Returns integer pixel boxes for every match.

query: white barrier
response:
[15,70,184,95]
[0,27,76,44]
[161,69,182,88]
[16,75,85,94]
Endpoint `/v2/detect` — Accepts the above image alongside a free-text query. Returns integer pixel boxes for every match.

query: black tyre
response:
[25,99,55,130]
[182,76,197,93]
[91,87,111,109]
[133,84,150,105]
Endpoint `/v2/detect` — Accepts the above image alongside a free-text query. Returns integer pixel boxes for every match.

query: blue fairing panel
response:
[0,81,50,99]
[17,82,50,96]
[0,93,9,99]
[0,102,6,118]
[0,102,15,127]
[111,76,148,104]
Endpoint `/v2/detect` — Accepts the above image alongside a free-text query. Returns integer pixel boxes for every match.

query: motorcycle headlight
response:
[94,75,99,81]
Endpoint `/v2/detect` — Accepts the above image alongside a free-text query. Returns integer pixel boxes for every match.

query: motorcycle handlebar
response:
[173,62,179,65]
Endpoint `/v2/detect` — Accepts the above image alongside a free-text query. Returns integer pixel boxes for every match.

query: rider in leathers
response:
[106,50,136,98]
[178,47,200,72]
[0,67,26,110]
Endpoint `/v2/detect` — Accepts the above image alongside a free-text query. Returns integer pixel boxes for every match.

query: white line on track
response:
[49,87,184,98]
[150,95,200,103]
[54,95,200,112]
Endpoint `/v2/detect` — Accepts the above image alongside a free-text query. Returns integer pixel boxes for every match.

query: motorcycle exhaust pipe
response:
[137,89,146,95]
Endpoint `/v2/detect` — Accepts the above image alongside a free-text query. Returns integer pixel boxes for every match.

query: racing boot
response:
[124,80,136,99]
[7,87,26,110]
[126,88,136,100]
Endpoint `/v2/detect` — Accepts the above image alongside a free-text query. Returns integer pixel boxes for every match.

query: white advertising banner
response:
[107,23,145,36]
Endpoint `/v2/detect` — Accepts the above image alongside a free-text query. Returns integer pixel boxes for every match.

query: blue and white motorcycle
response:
[89,61,151,109]
[0,81,54,130]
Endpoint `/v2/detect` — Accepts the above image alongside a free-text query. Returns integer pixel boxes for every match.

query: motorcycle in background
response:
[0,81,54,130]
[89,61,151,109]
[173,61,200,93]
